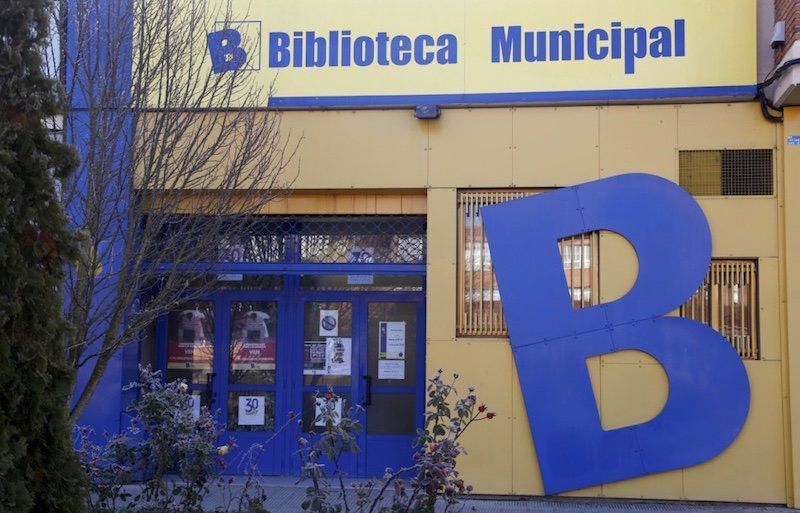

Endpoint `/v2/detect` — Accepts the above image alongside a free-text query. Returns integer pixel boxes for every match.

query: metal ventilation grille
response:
[157,215,426,265]
[679,149,773,196]
[680,259,759,360]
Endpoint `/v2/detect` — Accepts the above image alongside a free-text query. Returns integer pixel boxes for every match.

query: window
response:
[679,149,773,196]
[680,259,759,360]
[457,190,598,337]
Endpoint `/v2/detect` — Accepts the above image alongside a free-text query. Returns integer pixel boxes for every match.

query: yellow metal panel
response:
[194,1,756,102]
[677,103,777,150]
[427,188,457,341]
[602,471,684,500]
[287,194,335,214]
[598,231,638,304]
[697,198,778,258]
[683,361,786,503]
[599,105,678,181]
[401,194,427,214]
[513,107,599,187]
[425,340,514,495]
[510,359,546,496]
[333,194,356,214]
[781,107,800,507]
[375,194,403,214]
[596,354,682,499]
[428,109,512,188]
[278,110,428,189]
[259,192,426,214]
[263,196,289,214]
[598,354,668,431]
[759,257,781,361]
[352,195,376,214]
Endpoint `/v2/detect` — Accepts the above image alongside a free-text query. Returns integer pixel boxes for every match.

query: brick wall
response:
[775,0,800,63]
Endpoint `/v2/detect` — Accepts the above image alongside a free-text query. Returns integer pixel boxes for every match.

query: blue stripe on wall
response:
[269,85,757,108]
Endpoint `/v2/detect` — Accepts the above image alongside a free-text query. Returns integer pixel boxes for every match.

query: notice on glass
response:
[231,310,276,370]
[238,395,265,426]
[167,309,213,370]
[315,396,343,426]
[378,359,405,380]
[326,337,351,375]
[304,341,328,375]
[379,321,406,360]
[187,394,201,421]
[319,309,339,336]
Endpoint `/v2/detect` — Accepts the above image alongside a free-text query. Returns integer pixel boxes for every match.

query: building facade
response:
[73,0,800,507]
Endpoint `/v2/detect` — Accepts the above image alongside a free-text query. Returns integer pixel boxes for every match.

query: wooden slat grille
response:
[457,190,598,337]
[680,260,759,360]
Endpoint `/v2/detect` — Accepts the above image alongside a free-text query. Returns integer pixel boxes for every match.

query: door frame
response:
[146,275,426,477]
[288,289,426,477]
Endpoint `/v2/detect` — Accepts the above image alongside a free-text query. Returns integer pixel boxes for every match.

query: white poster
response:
[379,321,406,360]
[238,395,266,426]
[304,341,328,375]
[326,337,351,375]
[187,394,201,421]
[319,309,339,336]
[378,359,405,380]
[314,396,343,426]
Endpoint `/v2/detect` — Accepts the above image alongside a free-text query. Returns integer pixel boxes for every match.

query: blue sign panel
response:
[482,173,750,494]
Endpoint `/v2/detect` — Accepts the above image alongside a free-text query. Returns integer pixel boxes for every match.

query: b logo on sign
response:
[207,21,261,73]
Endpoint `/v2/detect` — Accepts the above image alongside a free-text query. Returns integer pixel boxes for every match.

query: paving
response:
[190,477,798,513]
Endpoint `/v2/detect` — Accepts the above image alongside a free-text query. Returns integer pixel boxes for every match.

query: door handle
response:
[363,375,373,407]
[205,372,217,404]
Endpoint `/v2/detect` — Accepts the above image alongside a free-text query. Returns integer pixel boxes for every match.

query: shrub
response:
[298,369,494,513]
[77,366,227,513]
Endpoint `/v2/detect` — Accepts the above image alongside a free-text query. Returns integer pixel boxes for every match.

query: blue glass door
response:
[291,291,425,477]
[294,294,362,476]
[158,291,287,476]
[362,298,425,476]
[218,291,286,475]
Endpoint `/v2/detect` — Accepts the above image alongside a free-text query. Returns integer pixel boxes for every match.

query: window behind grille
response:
[680,259,759,360]
[457,190,598,337]
[679,149,773,196]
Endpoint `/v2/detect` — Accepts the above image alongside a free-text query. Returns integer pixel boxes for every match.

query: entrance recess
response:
[148,214,427,475]
[156,278,424,476]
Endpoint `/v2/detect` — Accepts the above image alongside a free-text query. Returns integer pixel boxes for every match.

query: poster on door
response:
[378,321,406,360]
[167,308,214,370]
[319,310,339,336]
[304,341,327,375]
[187,394,201,421]
[325,337,351,375]
[230,310,276,370]
[378,359,405,380]
[314,396,343,426]
[238,395,266,426]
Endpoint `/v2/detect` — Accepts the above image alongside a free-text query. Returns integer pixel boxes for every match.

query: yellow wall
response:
[279,103,787,504]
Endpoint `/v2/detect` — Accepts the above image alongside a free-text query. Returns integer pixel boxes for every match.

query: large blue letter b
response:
[482,173,750,494]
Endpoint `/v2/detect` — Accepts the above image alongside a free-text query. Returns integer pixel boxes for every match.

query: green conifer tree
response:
[0,0,86,511]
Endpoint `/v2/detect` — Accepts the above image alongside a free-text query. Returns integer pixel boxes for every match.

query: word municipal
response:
[491,20,685,74]
[207,20,686,74]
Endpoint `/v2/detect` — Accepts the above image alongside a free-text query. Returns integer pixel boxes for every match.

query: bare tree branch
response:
[44,0,300,423]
